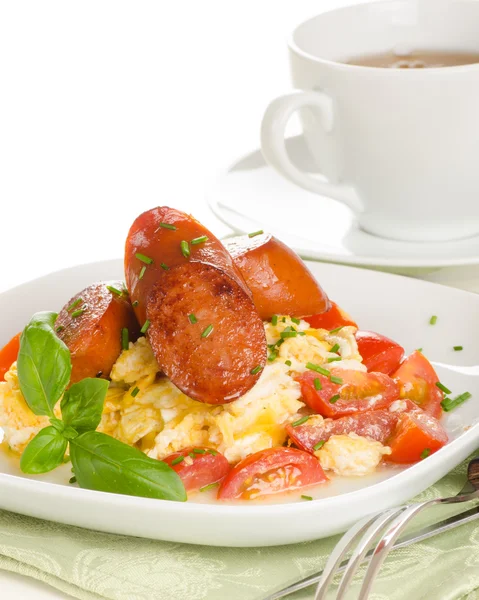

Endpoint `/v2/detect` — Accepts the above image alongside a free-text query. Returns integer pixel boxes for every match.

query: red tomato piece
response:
[298,369,400,419]
[217,447,327,500]
[0,333,21,382]
[287,411,399,452]
[392,351,444,418]
[162,447,230,493]
[386,411,448,464]
[356,331,405,376]
[304,301,358,330]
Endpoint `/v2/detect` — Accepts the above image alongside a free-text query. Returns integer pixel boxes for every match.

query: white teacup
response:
[261,0,479,242]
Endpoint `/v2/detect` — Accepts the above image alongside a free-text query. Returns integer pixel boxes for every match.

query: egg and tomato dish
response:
[0,206,454,502]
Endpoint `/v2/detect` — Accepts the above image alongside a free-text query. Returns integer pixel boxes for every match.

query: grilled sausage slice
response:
[124,207,267,404]
[224,233,330,320]
[56,281,140,384]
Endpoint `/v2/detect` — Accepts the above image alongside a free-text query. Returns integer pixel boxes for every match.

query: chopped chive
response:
[271,315,278,326]
[69,476,77,484]
[275,338,285,348]
[56,325,64,333]
[291,317,301,325]
[139,265,147,280]
[135,253,153,265]
[132,300,139,307]
[193,448,206,454]
[191,235,208,245]
[67,297,82,311]
[313,440,325,451]
[268,351,278,362]
[441,391,472,412]
[429,315,438,325]
[201,324,214,338]
[306,362,330,377]
[171,455,184,465]
[292,415,310,427]
[330,376,343,385]
[329,394,340,404]
[160,262,170,271]
[188,452,196,459]
[121,327,129,350]
[329,326,344,334]
[188,314,198,324]
[436,382,452,394]
[248,230,264,238]
[314,378,322,390]
[417,348,423,353]
[106,285,123,296]
[282,317,286,323]
[420,448,431,459]
[131,386,140,398]
[301,495,313,501]
[251,365,263,375]
[180,240,190,259]
[71,309,85,319]
[208,449,218,456]
[285,360,292,367]
[453,346,463,351]
[156,222,177,231]
[200,482,220,492]
[327,357,342,363]
[140,320,150,334]
[330,343,340,354]
[280,331,298,338]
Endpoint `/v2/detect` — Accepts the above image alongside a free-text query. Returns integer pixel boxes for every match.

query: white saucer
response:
[208,135,479,268]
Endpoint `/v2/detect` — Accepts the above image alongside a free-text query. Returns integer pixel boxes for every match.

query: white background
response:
[0,1,478,598]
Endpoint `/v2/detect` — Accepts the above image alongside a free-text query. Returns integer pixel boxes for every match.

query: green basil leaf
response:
[20,426,68,474]
[17,311,71,417]
[70,431,187,502]
[61,378,109,434]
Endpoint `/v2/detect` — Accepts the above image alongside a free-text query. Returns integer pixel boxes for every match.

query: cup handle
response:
[261,91,363,213]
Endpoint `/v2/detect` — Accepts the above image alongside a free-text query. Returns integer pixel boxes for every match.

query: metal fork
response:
[314,457,479,600]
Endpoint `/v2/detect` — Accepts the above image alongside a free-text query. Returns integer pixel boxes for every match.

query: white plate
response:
[0,259,478,547]
[207,135,479,268]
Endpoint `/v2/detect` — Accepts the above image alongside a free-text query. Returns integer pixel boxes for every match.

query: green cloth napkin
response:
[1,456,479,600]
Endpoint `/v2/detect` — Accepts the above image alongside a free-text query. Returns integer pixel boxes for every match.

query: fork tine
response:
[357,502,430,599]
[312,513,381,600]
[313,509,398,600]
[335,506,407,600]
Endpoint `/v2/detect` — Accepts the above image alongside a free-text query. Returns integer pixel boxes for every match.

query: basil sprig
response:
[20,426,68,474]
[70,432,186,500]
[17,311,186,502]
[17,312,71,416]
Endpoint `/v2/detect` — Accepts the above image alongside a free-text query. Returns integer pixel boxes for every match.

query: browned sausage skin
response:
[56,281,140,384]
[124,207,267,405]
[224,233,330,320]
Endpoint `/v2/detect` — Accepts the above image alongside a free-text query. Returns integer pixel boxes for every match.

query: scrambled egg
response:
[316,433,391,477]
[0,316,387,477]
[0,365,53,453]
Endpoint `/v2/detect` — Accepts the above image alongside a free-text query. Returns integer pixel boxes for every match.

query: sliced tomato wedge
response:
[217,447,327,500]
[0,332,21,381]
[392,350,443,418]
[287,411,399,452]
[162,447,230,493]
[386,411,448,464]
[356,331,405,375]
[298,369,400,419]
[304,301,358,331]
